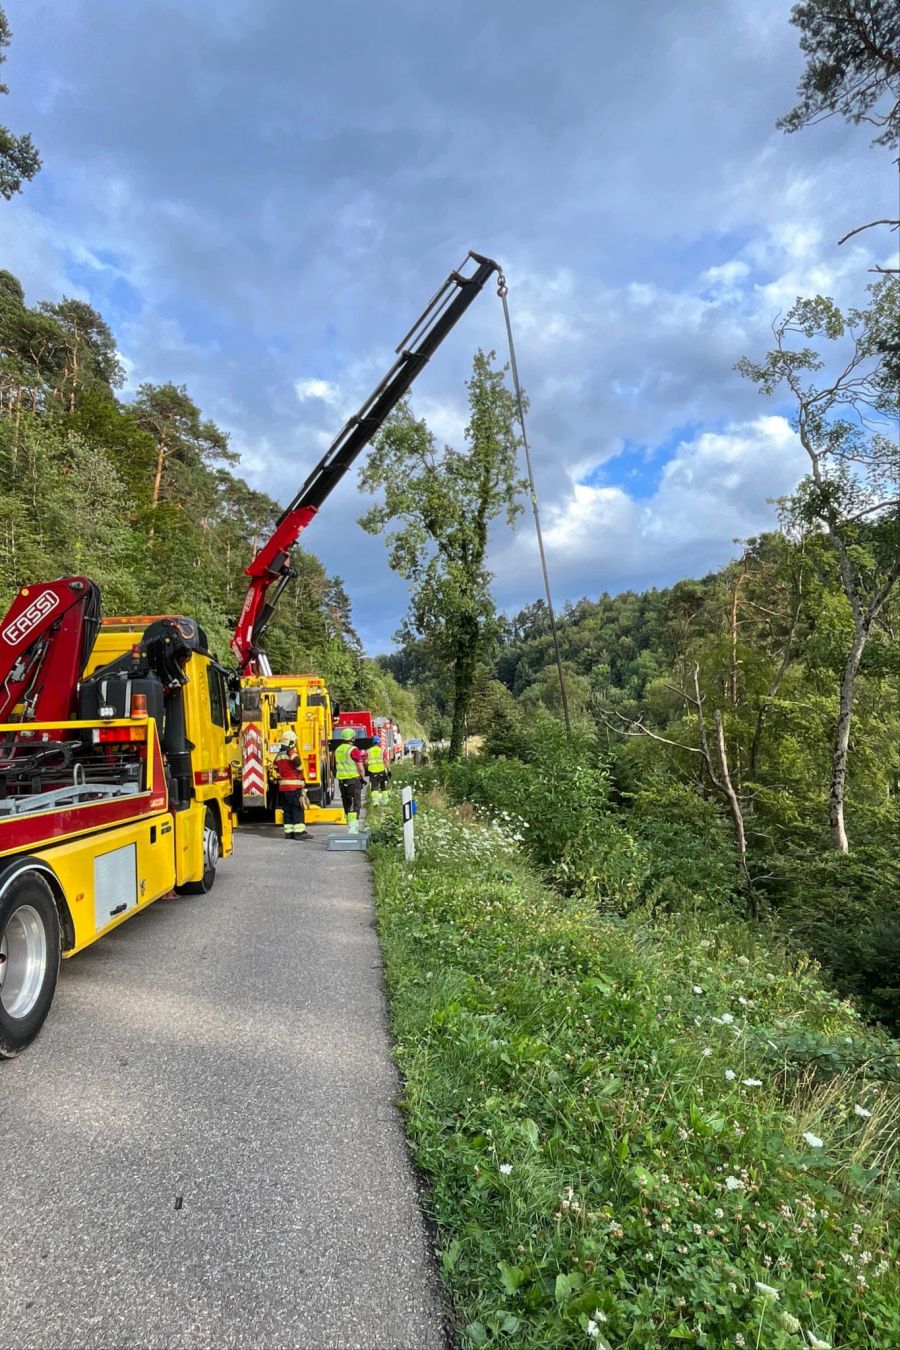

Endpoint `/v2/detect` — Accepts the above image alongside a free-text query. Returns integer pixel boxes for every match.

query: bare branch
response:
[596,709,703,754]
[844,498,900,524]
[837,218,900,247]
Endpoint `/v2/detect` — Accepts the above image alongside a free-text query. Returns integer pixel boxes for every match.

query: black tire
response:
[177,806,220,896]
[0,870,61,1059]
[320,764,332,805]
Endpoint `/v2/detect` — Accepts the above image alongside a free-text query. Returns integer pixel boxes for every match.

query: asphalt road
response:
[0,825,446,1350]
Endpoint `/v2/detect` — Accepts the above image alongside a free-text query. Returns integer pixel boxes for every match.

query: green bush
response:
[765,844,900,1033]
[438,724,741,917]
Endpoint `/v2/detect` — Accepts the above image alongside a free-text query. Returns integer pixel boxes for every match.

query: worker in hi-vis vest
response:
[335,727,365,833]
[367,735,390,804]
[272,729,311,840]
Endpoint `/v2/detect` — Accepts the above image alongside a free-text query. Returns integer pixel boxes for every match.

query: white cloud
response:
[294,378,341,405]
[499,415,805,603]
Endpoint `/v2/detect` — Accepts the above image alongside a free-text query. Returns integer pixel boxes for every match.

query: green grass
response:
[369,793,899,1350]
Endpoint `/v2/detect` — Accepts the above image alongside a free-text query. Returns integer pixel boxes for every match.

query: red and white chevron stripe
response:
[241,723,266,804]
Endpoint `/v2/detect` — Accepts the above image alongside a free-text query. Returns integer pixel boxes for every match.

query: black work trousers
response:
[338,776,362,817]
[279,788,307,835]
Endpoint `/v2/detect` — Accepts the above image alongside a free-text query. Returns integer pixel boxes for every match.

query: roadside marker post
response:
[402,785,416,862]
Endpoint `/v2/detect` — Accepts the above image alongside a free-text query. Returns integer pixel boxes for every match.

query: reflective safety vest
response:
[335,742,359,779]
[367,744,386,773]
[274,750,305,789]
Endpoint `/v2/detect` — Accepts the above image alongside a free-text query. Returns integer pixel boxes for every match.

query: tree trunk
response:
[713,709,748,879]
[449,615,479,760]
[148,435,168,542]
[829,625,867,853]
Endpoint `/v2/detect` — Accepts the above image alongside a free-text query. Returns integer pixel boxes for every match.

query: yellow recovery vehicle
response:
[237,672,344,823]
[0,578,235,1057]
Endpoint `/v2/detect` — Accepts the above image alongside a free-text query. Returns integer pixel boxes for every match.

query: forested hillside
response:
[0,267,421,728]
[385,524,900,1029]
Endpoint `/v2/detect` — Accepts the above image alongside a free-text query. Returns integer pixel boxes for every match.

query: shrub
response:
[765,844,900,1033]
[437,725,741,917]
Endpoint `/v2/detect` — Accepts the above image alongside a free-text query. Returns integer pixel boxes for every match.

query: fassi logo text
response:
[1,590,60,646]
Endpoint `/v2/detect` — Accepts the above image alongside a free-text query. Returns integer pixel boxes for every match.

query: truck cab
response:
[83,617,236,880]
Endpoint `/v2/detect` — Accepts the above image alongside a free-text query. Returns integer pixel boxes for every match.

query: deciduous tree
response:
[359,350,524,758]
[737,281,900,851]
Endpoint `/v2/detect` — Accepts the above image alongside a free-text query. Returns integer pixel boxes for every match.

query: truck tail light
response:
[96,725,144,743]
[307,753,317,779]
[131,693,148,718]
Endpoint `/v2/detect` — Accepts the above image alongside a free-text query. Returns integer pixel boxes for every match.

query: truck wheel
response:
[320,765,332,804]
[0,871,61,1059]
[177,807,220,896]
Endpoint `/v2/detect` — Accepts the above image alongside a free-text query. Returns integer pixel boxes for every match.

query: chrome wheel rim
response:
[0,904,48,1020]
[204,822,220,875]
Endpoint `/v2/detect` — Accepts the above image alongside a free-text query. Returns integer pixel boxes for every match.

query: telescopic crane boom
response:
[231,250,501,675]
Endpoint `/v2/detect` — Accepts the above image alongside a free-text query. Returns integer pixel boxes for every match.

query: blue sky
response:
[1,0,894,651]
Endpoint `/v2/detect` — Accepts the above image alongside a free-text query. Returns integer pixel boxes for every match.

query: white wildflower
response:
[499,1163,512,1175]
[720,1013,735,1024]
[737,955,750,967]
[754,1281,780,1300]
[806,1335,831,1350]
[735,1334,746,1347]
[702,1047,712,1057]
[592,1311,607,1324]
[586,1321,600,1340]
[853,1104,871,1119]
[802,1132,824,1149]
[743,1078,763,1087]
[724,1175,744,1191]
[725,1069,737,1081]
[693,985,704,995]
[781,1312,801,1333]
[738,996,748,1006]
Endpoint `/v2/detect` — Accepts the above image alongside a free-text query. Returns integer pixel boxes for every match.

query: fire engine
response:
[230,252,501,799]
[0,579,235,1057]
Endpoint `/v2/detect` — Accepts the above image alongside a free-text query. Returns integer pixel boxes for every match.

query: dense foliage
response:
[0,266,420,724]
[778,0,900,151]
[422,541,900,1028]
[370,784,899,1349]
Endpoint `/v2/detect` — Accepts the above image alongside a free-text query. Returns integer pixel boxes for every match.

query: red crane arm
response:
[231,251,501,674]
[231,504,319,676]
[0,578,101,723]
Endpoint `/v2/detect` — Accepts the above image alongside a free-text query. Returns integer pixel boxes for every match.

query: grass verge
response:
[369,791,899,1350]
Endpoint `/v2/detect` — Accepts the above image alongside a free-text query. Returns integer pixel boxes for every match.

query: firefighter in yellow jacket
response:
[335,727,365,834]
[272,729,311,840]
[367,735,390,803]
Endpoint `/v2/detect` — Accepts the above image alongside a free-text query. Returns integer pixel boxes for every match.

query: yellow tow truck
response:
[0,579,235,1057]
[237,673,344,824]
